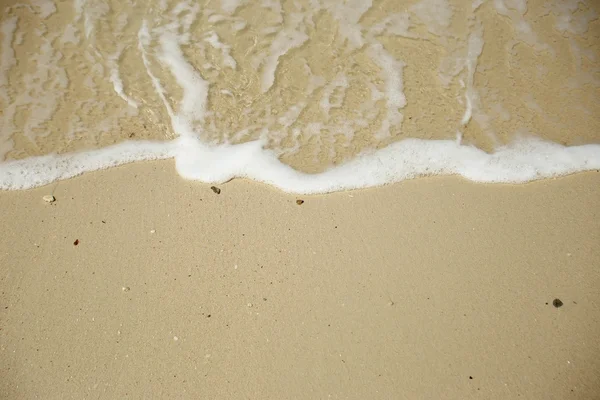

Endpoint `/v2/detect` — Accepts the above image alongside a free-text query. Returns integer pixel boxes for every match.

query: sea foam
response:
[0,0,599,193]
[0,135,598,193]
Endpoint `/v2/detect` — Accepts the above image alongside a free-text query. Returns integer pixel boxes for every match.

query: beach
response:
[1,0,600,398]
[1,164,599,399]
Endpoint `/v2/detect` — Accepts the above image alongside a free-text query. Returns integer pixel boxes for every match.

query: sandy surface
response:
[2,0,599,170]
[0,163,599,399]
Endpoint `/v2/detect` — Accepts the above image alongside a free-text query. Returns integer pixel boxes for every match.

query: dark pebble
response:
[211,186,221,194]
[553,298,563,308]
[296,199,304,205]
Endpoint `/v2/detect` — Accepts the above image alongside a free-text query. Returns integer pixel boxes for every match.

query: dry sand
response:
[0,163,599,399]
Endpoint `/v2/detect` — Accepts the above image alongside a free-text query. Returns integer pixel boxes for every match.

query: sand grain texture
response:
[0,163,599,399]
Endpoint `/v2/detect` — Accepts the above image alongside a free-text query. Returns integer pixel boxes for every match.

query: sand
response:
[0,163,598,399]
[2,0,599,170]
[1,0,600,398]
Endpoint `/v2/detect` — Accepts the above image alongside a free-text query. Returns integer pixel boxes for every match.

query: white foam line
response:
[368,43,406,139]
[138,22,175,119]
[260,12,308,93]
[174,136,600,194]
[1,136,599,192]
[0,140,176,190]
[157,31,209,124]
[461,93,473,126]
[108,48,139,108]
[204,31,237,70]
[75,0,109,40]
[461,24,484,126]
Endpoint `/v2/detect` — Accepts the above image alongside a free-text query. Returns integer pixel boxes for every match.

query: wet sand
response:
[1,163,599,399]
[1,0,599,171]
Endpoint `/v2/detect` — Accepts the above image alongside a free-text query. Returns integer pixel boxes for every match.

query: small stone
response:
[43,195,55,203]
[296,199,304,205]
[150,229,156,234]
[211,186,221,194]
[122,286,130,292]
[247,303,253,308]
[173,336,178,341]
[553,298,563,308]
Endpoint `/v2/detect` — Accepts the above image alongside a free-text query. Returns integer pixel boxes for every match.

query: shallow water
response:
[0,0,599,191]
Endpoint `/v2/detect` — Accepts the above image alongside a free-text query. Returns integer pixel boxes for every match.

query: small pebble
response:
[247,303,253,308]
[553,298,563,308]
[211,186,221,194]
[122,286,130,292]
[150,229,156,234]
[43,195,55,203]
[296,199,304,205]
[173,336,178,341]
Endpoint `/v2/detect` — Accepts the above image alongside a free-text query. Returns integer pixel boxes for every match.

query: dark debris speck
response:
[553,298,563,308]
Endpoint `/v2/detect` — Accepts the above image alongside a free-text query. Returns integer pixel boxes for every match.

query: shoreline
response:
[1,136,599,192]
[1,161,598,399]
